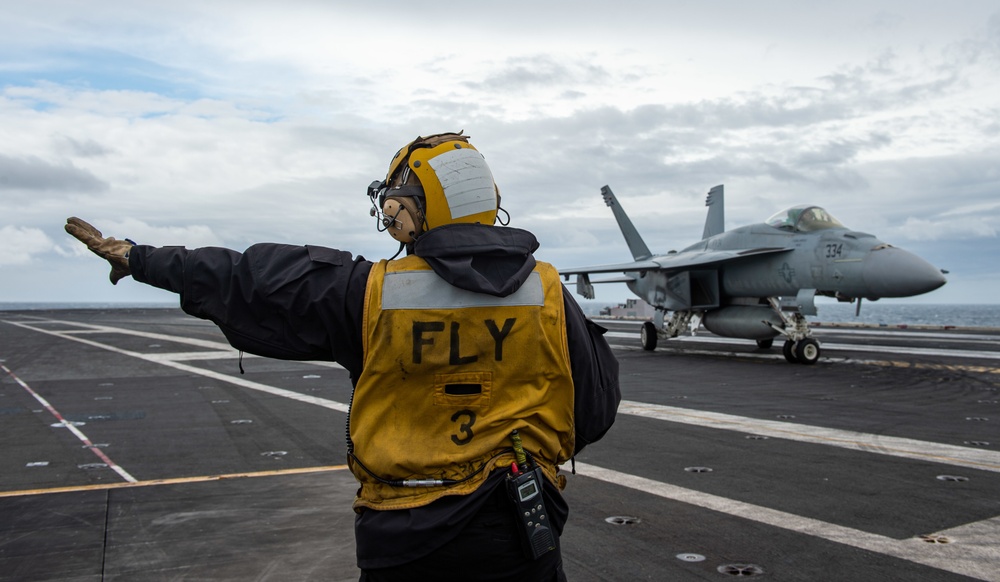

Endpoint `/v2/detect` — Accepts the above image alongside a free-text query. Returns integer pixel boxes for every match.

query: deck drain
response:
[717,563,765,576]
[776,414,795,419]
[261,451,288,458]
[676,553,705,562]
[964,441,991,447]
[685,466,713,473]
[605,516,641,525]
[745,435,769,440]
[231,419,253,425]
[966,417,989,422]
[919,535,953,544]
[936,475,969,482]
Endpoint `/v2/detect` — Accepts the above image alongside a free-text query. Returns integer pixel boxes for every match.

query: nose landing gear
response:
[782,337,821,364]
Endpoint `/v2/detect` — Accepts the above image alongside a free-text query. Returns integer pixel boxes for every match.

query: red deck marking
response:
[2,363,138,483]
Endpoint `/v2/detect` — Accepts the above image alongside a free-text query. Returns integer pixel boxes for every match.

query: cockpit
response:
[765,205,845,233]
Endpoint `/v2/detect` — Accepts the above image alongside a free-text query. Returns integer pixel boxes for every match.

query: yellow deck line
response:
[0,464,350,498]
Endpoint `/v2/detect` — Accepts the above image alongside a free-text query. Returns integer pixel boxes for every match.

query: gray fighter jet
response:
[559,185,947,364]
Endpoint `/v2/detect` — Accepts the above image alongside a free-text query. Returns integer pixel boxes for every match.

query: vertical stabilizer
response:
[701,185,725,239]
[601,185,652,260]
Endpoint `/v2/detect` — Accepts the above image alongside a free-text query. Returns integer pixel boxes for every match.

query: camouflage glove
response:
[64,217,135,285]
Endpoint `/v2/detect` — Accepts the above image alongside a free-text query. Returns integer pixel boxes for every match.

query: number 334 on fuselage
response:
[558,185,947,364]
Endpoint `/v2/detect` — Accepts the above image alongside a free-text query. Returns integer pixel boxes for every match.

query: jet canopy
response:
[765,205,845,233]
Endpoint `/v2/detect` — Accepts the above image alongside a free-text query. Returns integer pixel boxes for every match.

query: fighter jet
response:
[559,185,947,364]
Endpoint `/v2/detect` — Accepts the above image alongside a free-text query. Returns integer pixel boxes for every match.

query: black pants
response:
[359,497,566,582]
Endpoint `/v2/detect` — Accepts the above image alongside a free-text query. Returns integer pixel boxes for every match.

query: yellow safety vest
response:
[349,254,575,511]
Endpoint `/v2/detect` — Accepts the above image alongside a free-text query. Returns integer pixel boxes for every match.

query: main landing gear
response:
[641,310,694,352]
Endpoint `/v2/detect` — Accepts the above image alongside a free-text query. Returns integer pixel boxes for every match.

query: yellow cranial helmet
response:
[368,131,500,243]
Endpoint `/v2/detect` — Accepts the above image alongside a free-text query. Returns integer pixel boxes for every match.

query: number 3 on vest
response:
[451,409,476,445]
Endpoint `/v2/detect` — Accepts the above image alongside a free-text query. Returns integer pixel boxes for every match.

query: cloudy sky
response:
[1,1,998,307]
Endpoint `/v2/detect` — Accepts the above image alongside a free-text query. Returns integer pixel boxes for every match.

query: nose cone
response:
[862,246,947,298]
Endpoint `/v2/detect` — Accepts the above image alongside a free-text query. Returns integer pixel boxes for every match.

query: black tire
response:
[782,340,798,363]
[795,338,821,365]
[641,321,658,351]
[756,338,774,350]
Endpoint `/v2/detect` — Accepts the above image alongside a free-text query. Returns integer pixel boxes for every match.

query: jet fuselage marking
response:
[778,262,795,284]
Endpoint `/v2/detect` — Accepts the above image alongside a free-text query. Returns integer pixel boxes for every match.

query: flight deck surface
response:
[1,309,998,581]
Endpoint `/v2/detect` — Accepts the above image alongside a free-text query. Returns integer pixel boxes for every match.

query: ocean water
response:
[807,303,1000,329]
[2,302,999,329]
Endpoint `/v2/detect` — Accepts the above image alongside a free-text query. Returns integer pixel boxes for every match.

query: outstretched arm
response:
[64,218,373,379]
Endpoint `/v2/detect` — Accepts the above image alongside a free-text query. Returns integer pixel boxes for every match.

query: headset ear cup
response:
[382,198,422,243]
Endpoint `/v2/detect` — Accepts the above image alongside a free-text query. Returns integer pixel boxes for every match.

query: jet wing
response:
[558,259,661,276]
[558,247,791,276]
[650,246,792,271]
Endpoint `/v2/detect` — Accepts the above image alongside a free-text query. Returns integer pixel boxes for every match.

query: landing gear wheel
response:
[782,340,798,363]
[756,338,774,350]
[641,321,658,351]
[794,338,821,365]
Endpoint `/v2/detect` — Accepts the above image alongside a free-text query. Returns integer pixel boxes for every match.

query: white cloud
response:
[887,216,997,241]
[0,225,56,266]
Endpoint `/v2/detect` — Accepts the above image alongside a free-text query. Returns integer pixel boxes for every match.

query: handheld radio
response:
[506,430,556,559]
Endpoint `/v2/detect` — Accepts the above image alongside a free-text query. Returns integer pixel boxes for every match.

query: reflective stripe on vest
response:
[382,270,545,309]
